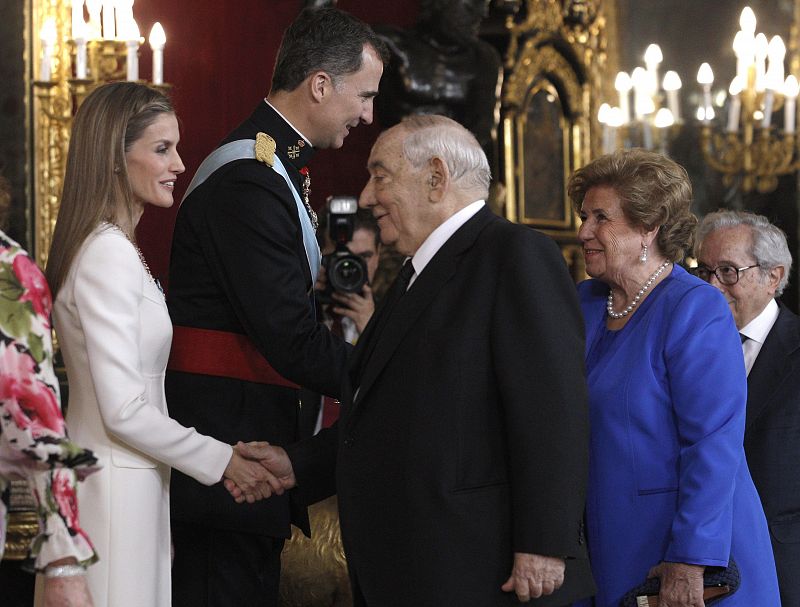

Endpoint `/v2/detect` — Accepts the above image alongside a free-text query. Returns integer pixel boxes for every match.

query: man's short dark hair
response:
[271,8,389,93]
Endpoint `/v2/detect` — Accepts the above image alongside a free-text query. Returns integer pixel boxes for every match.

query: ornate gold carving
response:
[701,126,800,194]
[280,497,351,607]
[3,511,40,561]
[504,45,582,113]
[502,0,607,235]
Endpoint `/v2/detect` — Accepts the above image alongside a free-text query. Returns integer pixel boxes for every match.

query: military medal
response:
[299,166,318,231]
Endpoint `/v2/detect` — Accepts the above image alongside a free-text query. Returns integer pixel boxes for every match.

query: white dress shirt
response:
[408,200,485,288]
[739,298,779,376]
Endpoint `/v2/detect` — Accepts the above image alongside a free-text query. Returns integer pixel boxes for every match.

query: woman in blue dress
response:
[568,149,779,607]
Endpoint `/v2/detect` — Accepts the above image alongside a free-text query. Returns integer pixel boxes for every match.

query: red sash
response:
[167,325,299,389]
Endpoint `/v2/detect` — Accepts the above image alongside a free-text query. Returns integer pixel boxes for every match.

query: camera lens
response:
[330,255,367,293]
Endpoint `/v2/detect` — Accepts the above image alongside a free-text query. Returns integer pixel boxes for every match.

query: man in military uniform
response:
[165,8,387,606]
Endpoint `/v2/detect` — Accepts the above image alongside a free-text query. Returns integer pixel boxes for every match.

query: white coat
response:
[42,224,232,606]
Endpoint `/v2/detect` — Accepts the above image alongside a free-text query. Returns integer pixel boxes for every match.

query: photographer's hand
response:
[332,284,376,334]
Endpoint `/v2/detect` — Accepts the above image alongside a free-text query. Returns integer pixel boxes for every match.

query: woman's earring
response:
[113,166,120,174]
[640,244,648,263]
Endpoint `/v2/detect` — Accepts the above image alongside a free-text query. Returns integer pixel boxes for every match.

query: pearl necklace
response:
[107,223,164,295]
[606,260,671,319]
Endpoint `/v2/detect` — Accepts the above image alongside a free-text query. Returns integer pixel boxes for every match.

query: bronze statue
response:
[375,0,503,179]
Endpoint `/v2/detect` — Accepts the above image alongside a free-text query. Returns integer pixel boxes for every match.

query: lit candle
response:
[696,106,706,122]
[727,77,743,133]
[631,67,649,120]
[733,31,747,83]
[102,1,115,39]
[73,17,88,79]
[697,62,714,122]
[72,0,84,35]
[86,0,102,39]
[739,7,757,87]
[766,36,786,92]
[124,19,140,81]
[644,44,663,96]
[654,108,675,129]
[598,103,611,154]
[615,72,632,124]
[754,33,768,92]
[762,86,775,129]
[149,22,166,85]
[39,18,57,81]
[116,0,134,41]
[662,71,682,122]
[784,75,799,134]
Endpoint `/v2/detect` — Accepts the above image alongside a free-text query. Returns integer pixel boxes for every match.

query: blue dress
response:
[576,265,779,606]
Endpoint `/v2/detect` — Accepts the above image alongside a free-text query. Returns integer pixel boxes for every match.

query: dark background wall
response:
[0,0,28,245]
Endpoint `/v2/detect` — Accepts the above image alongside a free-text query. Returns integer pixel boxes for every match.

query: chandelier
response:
[597,43,682,156]
[697,6,799,194]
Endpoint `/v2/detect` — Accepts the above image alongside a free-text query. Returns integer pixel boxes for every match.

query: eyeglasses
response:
[690,264,760,285]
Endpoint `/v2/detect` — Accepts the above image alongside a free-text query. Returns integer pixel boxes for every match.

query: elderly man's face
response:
[696,225,780,329]
[359,127,436,256]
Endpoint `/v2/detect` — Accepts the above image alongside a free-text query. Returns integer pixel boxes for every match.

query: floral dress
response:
[0,229,97,571]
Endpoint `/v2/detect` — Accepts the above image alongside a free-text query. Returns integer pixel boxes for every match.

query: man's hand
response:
[648,561,705,607]
[223,442,296,503]
[501,552,565,602]
[332,283,375,334]
[222,444,283,504]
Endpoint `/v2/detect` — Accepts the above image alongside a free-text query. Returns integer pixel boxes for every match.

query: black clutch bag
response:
[619,558,740,607]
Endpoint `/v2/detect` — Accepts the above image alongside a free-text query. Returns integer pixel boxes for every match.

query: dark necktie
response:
[357,259,415,374]
[739,333,748,344]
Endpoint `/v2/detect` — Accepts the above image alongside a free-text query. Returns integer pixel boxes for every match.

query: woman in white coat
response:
[42,82,277,607]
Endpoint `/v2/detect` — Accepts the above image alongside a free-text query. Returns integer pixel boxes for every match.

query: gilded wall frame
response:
[501,0,613,233]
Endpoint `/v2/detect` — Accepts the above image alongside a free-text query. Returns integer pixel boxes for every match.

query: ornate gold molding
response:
[502,0,609,231]
[32,0,72,269]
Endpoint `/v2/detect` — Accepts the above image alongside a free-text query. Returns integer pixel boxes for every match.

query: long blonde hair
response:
[46,81,175,298]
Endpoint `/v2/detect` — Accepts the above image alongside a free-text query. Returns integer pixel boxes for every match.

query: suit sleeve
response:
[662,284,745,566]
[199,162,349,397]
[492,228,590,558]
[73,234,232,485]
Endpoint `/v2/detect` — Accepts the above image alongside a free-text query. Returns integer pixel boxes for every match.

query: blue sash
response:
[181,139,321,281]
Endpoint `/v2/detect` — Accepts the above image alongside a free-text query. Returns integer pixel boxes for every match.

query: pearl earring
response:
[640,244,648,263]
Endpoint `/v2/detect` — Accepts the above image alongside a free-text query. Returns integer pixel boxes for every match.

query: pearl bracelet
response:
[45,564,86,578]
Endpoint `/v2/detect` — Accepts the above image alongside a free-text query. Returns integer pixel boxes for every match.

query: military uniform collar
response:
[253,100,315,170]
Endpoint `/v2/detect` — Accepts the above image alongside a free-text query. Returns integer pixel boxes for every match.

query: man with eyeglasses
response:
[694,209,800,607]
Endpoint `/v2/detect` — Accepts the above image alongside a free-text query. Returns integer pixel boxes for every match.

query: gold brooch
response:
[255,132,276,167]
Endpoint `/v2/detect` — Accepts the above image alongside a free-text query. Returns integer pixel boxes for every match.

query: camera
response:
[316,196,369,303]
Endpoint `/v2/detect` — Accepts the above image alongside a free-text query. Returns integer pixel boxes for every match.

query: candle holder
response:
[701,125,800,194]
[31,1,170,269]
[697,5,800,194]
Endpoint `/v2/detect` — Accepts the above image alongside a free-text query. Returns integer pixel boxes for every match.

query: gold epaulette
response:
[255,132,276,167]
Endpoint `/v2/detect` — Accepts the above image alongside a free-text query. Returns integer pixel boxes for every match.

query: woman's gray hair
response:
[696,210,793,296]
[399,114,491,194]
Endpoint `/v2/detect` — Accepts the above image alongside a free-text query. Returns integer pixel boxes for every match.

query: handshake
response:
[221,441,297,504]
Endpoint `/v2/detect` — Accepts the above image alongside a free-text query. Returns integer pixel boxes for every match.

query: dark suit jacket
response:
[745,302,800,607]
[166,102,349,537]
[289,206,595,606]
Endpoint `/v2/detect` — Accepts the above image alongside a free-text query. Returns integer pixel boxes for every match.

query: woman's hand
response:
[43,558,94,607]
[648,561,705,607]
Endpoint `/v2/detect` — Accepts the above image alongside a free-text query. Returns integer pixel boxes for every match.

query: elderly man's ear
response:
[767,265,785,294]
[428,157,447,201]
